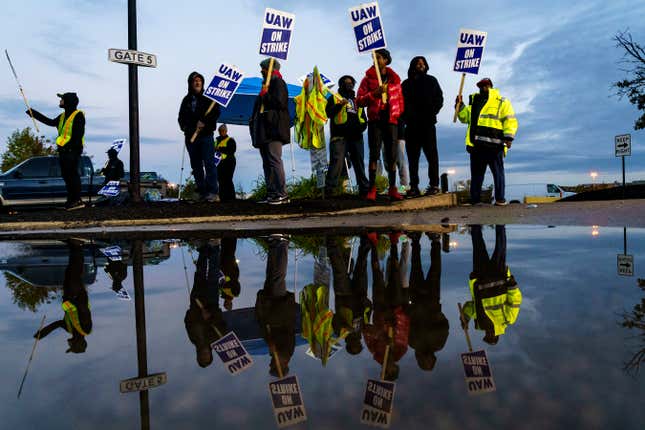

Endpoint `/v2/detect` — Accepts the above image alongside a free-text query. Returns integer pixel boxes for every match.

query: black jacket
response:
[31,93,85,154]
[178,72,220,142]
[101,157,124,184]
[249,74,291,147]
[326,92,367,141]
[401,58,443,125]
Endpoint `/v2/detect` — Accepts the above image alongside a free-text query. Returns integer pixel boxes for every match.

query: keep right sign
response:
[617,254,634,277]
[615,134,631,157]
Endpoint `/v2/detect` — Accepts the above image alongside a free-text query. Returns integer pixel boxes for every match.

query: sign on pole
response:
[615,134,631,157]
[617,254,634,277]
[461,350,496,394]
[204,64,245,108]
[108,49,157,68]
[268,375,307,428]
[120,372,167,393]
[360,379,395,428]
[259,8,296,61]
[298,72,335,89]
[110,138,126,153]
[210,331,254,375]
[100,245,123,261]
[349,2,387,53]
[98,181,121,198]
[453,29,487,74]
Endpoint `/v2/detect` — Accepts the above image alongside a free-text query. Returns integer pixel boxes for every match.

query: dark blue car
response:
[0,155,103,208]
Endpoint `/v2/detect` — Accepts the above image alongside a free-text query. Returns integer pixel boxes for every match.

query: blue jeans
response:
[186,135,218,197]
[469,148,505,203]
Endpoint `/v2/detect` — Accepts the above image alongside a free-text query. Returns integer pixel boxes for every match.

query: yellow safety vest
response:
[457,89,517,155]
[463,267,521,336]
[333,100,366,126]
[216,137,231,160]
[62,300,91,336]
[56,110,85,147]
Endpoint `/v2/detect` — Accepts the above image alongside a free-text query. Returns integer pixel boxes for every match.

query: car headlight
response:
[0,182,4,187]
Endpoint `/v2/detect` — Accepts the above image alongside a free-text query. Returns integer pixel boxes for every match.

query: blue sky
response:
[1,0,644,191]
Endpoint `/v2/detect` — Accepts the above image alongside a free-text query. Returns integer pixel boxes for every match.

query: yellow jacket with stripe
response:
[463,267,521,336]
[457,88,518,156]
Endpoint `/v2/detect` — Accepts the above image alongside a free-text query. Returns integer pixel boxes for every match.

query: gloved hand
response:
[259,87,268,97]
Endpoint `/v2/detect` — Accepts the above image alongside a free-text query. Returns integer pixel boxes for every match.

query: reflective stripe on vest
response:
[56,110,84,147]
[216,136,230,160]
[62,301,90,336]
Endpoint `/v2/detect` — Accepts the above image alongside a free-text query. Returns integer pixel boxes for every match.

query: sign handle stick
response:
[5,50,40,133]
[189,101,217,143]
[195,298,223,338]
[267,324,284,378]
[371,50,387,104]
[453,73,466,123]
[380,327,393,381]
[457,303,473,352]
[260,58,275,114]
[17,314,46,398]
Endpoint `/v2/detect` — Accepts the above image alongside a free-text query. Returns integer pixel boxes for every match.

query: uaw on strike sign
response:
[204,64,244,108]
[349,2,387,53]
[260,8,296,60]
[454,28,487,74]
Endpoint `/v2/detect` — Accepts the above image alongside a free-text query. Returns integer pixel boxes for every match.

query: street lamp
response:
[590,171,598,190]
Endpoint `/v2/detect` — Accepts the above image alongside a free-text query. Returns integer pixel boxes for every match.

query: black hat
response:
[57,92,79,109]
[375,49,392,65]
[476,78,493,88]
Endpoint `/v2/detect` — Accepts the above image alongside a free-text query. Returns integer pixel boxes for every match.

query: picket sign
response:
[452,28,488,122]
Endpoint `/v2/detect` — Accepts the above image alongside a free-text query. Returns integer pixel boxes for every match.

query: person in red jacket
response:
[357,49,405,201]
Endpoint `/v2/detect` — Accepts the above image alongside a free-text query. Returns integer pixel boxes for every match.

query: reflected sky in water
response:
[0,225,643,430]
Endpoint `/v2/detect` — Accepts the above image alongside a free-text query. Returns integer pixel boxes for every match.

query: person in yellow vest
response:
[461,225,521,344]
[456,78,518,205]
[215,124,237,202]
[33,240,92,353]
[324,75,369,197]
[28,92,86,210]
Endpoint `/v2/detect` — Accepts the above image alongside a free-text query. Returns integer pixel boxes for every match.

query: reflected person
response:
[462,225,522,344]
[220,237,241,311]
[105,259,128,294]
[255,235,296,376]
[407,232,449,372]
[184,240,226,368]
[328,236,373,356]
[34,240,92,353]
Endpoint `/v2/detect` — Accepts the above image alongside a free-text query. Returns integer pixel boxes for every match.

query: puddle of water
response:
[0,225,643,429]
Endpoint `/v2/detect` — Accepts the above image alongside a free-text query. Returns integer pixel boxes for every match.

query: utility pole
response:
[128,0,141,202]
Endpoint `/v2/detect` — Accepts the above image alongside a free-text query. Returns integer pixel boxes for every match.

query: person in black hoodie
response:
[324,75,369,197]
[249,59,290,205]
[401,56,444,197]
[28,92,85,210]
[178,72,221,202]
[99,148,125,185]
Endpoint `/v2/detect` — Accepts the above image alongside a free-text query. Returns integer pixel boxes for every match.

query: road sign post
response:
[615,134,631,199]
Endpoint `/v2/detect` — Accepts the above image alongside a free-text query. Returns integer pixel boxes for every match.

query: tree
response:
[4,272,61,313]
[614,31,645,130]
[1,127,56,172]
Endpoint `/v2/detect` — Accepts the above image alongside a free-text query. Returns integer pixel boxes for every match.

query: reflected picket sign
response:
[617,254,634,277]
[269,375,307,428]
[99,244,122,261]
[360,379,395,428]
[210,331,254,375]
[461,350,496,395]
[119,372,167,393]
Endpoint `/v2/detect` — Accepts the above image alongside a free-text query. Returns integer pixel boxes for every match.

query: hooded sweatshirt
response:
[30,93,85,154]
[178,71,221,142]
[401,56,443,125]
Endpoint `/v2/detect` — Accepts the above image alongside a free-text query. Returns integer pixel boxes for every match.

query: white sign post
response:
[349,2,388,103]
[617,254,634,277]
[108,49,157,68]
[452,28,488,122]
[615,134,632,196]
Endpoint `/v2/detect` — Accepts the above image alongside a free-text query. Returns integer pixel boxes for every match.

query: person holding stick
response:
[249,59,290,205]
[455,78,518,206]
[401,56,444,197]
[28,92,85,211]
[178,72,221,203]
[356,49,405,202]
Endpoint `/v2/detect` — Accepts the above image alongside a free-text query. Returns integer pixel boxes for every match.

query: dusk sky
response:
[1,0,643,192]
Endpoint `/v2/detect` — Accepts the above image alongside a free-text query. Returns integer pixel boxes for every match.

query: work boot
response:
[388,186,403,201]
[206,193,220,203]
[66,200,85,211]
[366,232,379,247]
[389,232,402,245]
[425,186,441,196]
[494,199,508,206]
[365,187,377,201]
[406,187,421,198]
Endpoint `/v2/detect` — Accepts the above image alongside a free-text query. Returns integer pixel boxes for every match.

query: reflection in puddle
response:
[1,225,644,429]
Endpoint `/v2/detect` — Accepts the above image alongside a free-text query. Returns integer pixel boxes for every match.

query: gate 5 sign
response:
[259,8,296,60]
[615,134,631,157]
[349,2,387,53]
[204,64,244,108]
[108,49,157,68]
[453,29,487,74]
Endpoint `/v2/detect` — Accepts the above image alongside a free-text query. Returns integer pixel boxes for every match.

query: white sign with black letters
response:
[617,254,634,276]
[108,49,157,68]
[615,134,631,157]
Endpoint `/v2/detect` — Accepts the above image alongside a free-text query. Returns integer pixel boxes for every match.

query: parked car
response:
[0,155,103,208]
[122,171,169,198]
[506,183,576,204]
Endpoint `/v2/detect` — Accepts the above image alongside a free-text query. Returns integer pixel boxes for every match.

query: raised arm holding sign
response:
[452,28,487,122]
